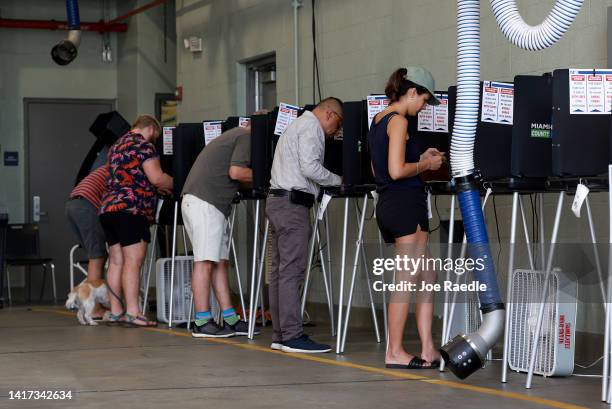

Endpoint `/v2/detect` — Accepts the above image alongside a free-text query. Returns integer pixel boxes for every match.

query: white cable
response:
[489,0,584,51]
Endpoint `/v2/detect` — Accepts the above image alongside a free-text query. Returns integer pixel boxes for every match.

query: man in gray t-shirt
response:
[181,125,258,338]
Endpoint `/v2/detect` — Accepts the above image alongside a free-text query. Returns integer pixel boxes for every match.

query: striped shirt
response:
[70,165,109,209]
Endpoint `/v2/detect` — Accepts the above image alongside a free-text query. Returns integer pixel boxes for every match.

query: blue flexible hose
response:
[66,0,80,30]
[457,188,501,307]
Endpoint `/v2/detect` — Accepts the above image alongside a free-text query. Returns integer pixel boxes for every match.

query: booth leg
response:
[301,208,319,318]
[501,192,519,383]
[168,201,179,328]
[526,192,564,389]
[248,201,261,328]
[340,195,368,353]
[439,194,455,372]
[335,198,350,354]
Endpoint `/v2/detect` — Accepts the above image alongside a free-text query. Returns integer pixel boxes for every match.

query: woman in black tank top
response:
[369,67,444,369]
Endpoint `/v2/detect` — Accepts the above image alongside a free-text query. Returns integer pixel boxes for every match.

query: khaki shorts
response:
[181,194,230,262]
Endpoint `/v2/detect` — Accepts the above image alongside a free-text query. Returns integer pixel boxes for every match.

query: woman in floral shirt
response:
[99,115,173,327]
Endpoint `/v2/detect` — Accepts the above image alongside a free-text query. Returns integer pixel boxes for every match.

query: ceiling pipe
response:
[0,18,127,32]
[0,0,166,33]
[107,0,167,24]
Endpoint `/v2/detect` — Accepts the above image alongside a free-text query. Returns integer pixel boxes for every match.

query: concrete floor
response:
[0,306,605,409]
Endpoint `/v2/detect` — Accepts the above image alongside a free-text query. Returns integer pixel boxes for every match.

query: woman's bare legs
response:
[106,244,123,316]
[385,227,431,366]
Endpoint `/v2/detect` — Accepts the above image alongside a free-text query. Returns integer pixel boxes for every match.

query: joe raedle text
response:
[372,280,488,293]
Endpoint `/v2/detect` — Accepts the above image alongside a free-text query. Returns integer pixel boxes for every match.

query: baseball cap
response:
[404,66,441,106]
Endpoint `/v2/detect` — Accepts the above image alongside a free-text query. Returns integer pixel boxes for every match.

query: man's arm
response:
[296,126,341,186]
[229,165,253,183]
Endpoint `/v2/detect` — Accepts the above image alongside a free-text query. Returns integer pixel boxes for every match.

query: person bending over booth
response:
[368,67,444,369]
[65,163,110,320]
[266,97,343,353]
[181,119,260,338]
[99,115,173,327]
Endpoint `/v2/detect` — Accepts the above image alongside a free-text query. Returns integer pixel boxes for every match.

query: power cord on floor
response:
[575,355,604,369]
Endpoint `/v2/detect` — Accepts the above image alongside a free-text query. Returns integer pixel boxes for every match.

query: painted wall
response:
[0,0,176,224]
[175,0,612,334]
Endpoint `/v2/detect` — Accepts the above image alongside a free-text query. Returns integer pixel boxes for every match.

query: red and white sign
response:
[568,69,612,115]
[162,127,174,155]
[203,121,223,145]
[481,81,514,125]
[274,102,300,136]
[367,95,390,128]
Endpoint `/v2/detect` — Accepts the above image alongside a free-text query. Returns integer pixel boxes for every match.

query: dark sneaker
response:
[270,342,284,351]
[281,335,331,353]
[225,319,261,336]
[192,320,235,338]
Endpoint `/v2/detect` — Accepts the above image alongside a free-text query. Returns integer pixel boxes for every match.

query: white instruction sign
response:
[274,102,300,136]
[481,81,514,125]
[203,121,223,145]
[418,93,448,133]
[569,69,612,114]
[367,95,390,128]
[239,117,251,128]
[162,126,174,155]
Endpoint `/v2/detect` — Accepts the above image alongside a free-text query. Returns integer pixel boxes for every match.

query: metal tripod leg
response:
[168,201,179,328]
[603,166,612,402]
[501,192,519,383]
[228,205,246,319]
[142,224,158,313]
[526,191,564,389]
[378,229,389,349]
[301,208,320,317]
[248,200,261,329]
[314,215,335,336]
[441,192,490,370]
[340,194,369,353]
[361,236,381,344]
[249,217,269,339]
[439,194,455,372]
[335,197,350,354]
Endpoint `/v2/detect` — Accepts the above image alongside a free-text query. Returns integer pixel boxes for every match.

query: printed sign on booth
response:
[203,121,223,145]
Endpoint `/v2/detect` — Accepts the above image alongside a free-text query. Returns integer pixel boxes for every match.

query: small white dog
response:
[65,279,110,326]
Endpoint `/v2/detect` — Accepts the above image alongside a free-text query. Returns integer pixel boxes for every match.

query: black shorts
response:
[99,212,151,247]
[376,188,429,244]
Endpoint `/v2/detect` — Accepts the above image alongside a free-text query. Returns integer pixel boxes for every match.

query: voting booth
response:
[75,111,130,185]
[410,92,451,181]
[552,68,612,177]
[511,75,554,178]
[448,81,514,180]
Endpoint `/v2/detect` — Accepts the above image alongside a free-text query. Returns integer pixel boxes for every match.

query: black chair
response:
[0,214,7,308]
[5,224,56,304]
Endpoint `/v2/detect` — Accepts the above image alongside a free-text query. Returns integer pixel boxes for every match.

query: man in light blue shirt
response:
[266,97,343,353]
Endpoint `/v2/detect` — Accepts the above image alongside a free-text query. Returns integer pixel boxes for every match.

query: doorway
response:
[24,98,114,301]
[246,54,277,113]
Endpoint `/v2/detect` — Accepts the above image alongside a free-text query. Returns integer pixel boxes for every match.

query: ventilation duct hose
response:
[66,0,81,29]
[51,0,81,65]
[441,0,583,380]
[490,0,583,51]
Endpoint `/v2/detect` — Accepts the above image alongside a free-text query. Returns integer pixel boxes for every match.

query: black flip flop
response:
[385,357,431,369]
[428,360,441,369]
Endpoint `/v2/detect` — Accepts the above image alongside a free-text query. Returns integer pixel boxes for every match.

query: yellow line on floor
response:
[32,308,587,409]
